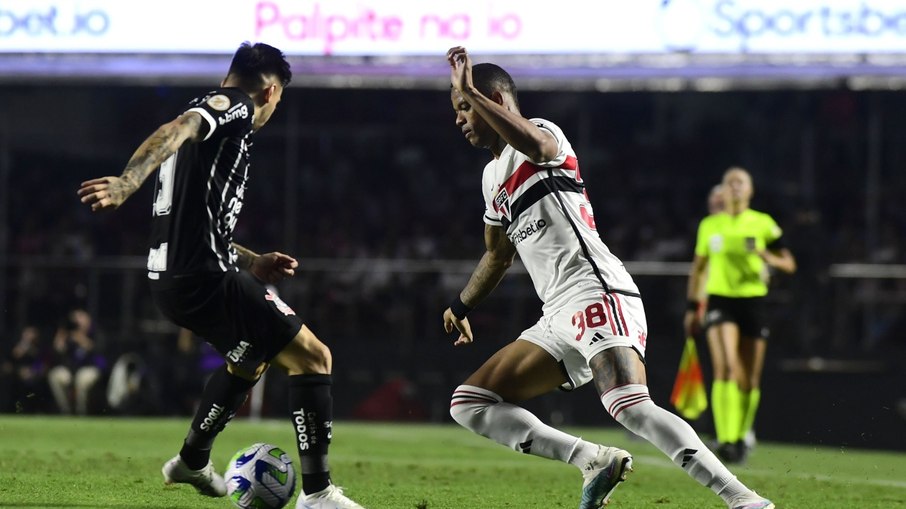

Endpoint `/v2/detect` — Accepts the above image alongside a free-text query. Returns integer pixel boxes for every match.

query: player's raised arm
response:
[77,112,205,211]
[444,224,517,345]
[447,46,558,162]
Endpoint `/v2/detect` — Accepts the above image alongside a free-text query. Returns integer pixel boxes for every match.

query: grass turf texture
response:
[1,416,904,508]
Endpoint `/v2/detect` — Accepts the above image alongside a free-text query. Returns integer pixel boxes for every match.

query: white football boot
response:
[730,492,775,509]
[578,445,633,509]
[296,484,366,509]
[161,455,227,497]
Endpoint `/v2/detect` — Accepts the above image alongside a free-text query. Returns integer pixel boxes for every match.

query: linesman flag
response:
[670,337,708,420]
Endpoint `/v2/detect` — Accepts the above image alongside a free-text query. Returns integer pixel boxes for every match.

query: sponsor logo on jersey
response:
[493,187,511,220]
[709,234,723,253]
[226,340,251,364]
[508,218,547,246]
[218,102,249,126]
[266,289,296,316]
[207,94,231,111]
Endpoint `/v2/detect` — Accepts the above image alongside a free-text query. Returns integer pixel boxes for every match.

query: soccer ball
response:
[225,443,297,509]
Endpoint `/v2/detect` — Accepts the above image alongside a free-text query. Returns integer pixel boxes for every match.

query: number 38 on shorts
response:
[570,294,648,352]
[518,293,648,390]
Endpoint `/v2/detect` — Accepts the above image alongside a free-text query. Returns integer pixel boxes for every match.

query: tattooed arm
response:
[77,112,204,211]
[459,224,517,307]
[443,224,517,345]
[233,243,300,284]
[232,243,259,270]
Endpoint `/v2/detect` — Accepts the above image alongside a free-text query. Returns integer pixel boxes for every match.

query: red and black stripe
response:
[450,389,500,408]
[501,176,585,230]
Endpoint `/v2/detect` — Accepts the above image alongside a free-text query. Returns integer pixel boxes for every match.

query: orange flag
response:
[670,337,708,420]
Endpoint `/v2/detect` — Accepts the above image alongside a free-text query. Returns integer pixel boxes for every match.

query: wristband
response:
[686,300,700,312]
[450,296,473,320]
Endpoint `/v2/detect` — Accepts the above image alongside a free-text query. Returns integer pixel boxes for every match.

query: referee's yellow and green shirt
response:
[694,209,783,298]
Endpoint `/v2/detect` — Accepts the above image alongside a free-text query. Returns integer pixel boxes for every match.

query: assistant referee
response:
[684,167,796,464]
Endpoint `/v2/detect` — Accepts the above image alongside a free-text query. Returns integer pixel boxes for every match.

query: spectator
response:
[2,325,49,412]
[47,308,104,415]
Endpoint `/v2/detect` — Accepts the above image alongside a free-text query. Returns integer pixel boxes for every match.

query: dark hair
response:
[227,42,292,92]
[471,63,519,109]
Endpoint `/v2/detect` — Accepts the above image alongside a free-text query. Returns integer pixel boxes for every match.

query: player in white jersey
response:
[442,46,775,509]
[481,117,640,316]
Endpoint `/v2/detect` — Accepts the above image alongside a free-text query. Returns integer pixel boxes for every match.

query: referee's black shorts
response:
[703,295,770,339]
[150,271,302,374]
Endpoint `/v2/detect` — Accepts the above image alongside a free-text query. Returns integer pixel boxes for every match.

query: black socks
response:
[288,374,334,495]
[181,366,256,470]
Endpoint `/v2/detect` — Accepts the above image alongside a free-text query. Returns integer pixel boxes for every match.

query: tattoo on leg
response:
[590,347,646,395]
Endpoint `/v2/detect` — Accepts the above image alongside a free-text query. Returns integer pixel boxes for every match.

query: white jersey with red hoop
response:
[481,118,639,313]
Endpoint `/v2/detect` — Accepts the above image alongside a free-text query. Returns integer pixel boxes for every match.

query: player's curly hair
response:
[472,63,520,110]
[228,41,292,92]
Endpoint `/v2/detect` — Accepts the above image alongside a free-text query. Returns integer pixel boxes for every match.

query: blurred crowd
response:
[7,88,906,266]
[0,304,225,415]
[1,85,905,419]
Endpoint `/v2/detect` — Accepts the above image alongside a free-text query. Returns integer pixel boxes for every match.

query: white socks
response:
[450,385,598,468]
[600,384,754,505]
[449,382,762,507]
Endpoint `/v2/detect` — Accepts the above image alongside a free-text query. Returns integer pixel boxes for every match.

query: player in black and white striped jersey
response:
[78,42,365,509]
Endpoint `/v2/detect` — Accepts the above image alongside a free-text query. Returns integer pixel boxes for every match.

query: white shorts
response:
[520,292,648,390]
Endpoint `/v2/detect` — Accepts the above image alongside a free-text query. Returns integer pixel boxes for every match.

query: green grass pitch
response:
[1,416,904,508]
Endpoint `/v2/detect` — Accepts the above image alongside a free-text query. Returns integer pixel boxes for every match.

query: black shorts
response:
[703,295,770,339]
[150,271,302,373]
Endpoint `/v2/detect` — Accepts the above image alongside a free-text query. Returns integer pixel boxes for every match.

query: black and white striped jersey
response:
[147,87,254,281]
[481,118,640,312]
